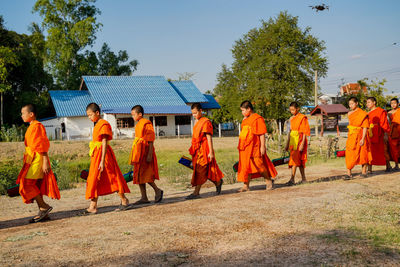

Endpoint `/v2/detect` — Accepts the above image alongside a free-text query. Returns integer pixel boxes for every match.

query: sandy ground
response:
[1,163,400,266]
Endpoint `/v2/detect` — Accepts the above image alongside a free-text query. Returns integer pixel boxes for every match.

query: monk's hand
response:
[359,139,365,146]
[146,153,152,163]
[98,161,104,172]
[299,144,304,152]
[260,145,266,156]
[42,160,50,174]
[208,152,215,161]
[285,144,289,152]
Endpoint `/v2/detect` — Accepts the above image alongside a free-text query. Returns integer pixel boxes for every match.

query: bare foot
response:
[266,180,274,191]
[237,187,250,193]
[86,208,97,214]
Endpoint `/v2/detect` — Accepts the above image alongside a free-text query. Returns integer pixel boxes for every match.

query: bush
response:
[0,162,20,195]
[0,125,27,142]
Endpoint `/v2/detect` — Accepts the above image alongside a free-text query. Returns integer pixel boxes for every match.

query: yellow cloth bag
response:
[25,147,44,179]
[289,130,300,150]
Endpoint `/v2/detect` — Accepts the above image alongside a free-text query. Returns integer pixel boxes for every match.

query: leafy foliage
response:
[214,11,328,123]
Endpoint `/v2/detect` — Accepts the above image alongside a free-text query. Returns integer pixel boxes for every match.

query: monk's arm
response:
[146,141,154,162]
[360,128,367,146]
[99,137,107,171]
[206,133,215,160]
[260,134,266,156]
[299,134,307,152]
[41,152,50,174]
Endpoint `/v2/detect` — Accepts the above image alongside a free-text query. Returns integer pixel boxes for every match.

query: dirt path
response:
[1,164,400,266]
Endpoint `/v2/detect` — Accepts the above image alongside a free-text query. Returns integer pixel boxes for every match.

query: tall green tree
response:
[97,43,138,76]
[214,11,328,125]
[33,0,102,89]
[0,16,54,126]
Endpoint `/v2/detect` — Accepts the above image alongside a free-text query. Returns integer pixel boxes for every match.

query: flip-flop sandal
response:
[115,204,131,211]
[35,207,53,222]
[133,199,151,205]
[155,190,164,203]
[343,175,353,180]
[185,194,200,200]
[216,179,223,195]
[80,210,97,216]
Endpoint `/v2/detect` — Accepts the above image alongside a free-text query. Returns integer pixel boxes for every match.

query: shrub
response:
[0,162,20,195]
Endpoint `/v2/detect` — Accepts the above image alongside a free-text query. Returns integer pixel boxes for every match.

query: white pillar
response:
[156,125,159,139]
[218,123,221,138]
[64,117,70,140]
[238,122,241,136]
[177,124,180,138]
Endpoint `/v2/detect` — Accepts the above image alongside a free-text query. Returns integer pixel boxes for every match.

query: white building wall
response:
[40,118,62,140]
[65,117,94,140]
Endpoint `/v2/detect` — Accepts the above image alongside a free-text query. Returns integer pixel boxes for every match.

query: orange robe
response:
[387,109,400,163]
[346,108,371,170]
[368,107,390,165]
[128,118,159,184]
[288,113,311,168]
[16,120,60,204]
[189,117,224,186]
[237,113,277,183]
[86,119,130,199]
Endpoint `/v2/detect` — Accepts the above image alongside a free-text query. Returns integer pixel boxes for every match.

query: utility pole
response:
[314,70,319,137]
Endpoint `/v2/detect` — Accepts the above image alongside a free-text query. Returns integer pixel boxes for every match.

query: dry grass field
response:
[1,137,400,266]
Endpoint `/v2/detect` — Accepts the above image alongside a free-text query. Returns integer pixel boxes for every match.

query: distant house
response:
[41,76,220,140]
[340,83,367,96]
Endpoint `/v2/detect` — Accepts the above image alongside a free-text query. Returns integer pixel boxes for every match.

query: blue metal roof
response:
[83,76,187,109]
[169,81,208,103]
[49,90,93,117]
[201,94,221,109]
[103,105,191,115]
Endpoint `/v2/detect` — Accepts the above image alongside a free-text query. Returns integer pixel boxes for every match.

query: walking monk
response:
[386,98,400,171]
[237,100,277,192]
[129,105,163,204]
[186,103,224,199]
[85,103,130,214]
[17,104,60,223]
[345,97,371,179]
[366,97,390,173]
[285,101,311,185]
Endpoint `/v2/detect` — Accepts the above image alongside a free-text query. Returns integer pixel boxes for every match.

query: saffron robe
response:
[86,119,130,199]
[368,107,390,165]
[237,113,277,183]
[128,118,159,184]
[189,117,224,186]
[387,109,400,163]
[288,113,311,168]
[16,120,60,204]
[345,108,371,170]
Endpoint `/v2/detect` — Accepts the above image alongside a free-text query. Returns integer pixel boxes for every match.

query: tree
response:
[343,78,389,109]
[177,72,197,81]
[0,46,20,128]
[0,16,54,126]
[214,11,328,125]
[97,43,138,76]
[33,0,102,89]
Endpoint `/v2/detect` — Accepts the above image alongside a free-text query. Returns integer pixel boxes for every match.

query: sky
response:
[1,0,399,95]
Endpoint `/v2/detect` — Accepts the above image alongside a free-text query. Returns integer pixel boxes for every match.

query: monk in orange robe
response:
[237,100,277,192]
[85,103,130,214]
[366,97,390,173]
[387,98,400,171]
[186,103,224,199]
[129,105,163,204]
[17,104,60,223]
[345,97,371,179]
[285,101,311,185]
